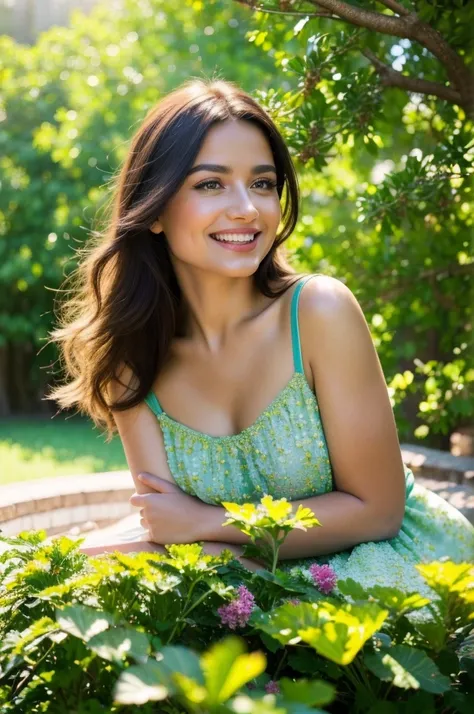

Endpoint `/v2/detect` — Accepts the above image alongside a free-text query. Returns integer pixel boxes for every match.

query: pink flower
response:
[265,680,280,694]
[287,598,301,606]
[309,563,337,594]
[218,585,255,630]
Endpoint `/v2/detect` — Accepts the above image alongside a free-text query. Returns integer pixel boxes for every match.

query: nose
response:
[226,185,259,221]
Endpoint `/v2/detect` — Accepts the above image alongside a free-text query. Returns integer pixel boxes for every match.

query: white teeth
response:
[211,233,258,243]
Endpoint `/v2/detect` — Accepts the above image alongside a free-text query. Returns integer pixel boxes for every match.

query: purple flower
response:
[265,680,280,694]
[309,563,337,594]
[287,598,301,606]
[218,585,255,630]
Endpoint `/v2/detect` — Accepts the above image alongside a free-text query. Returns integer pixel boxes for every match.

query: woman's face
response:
[150,119,282,278]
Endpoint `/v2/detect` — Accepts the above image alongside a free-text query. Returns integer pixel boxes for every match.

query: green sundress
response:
[144,275,474,596]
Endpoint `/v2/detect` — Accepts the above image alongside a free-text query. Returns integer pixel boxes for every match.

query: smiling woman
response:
[44,77,474,585]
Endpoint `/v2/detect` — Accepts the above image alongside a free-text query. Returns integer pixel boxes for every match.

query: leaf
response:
[413,619,447,652]
[87,626,150,663]
[201,636,266,705]
[255,600,388,665]
[416,561,473,595]
[261,495,293,521]
[337,578,369,600]
[366,703,398,714]
[301,602,388,666]
[279,677,335,707]
[56,605,114,642]
[157,645,204,686]
[254,569,307,595]
[114,661,169,705]
[370,586,431,614]
[364,645,451,693]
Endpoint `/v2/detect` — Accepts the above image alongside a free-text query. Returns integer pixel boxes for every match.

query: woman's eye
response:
[194,178,277,191]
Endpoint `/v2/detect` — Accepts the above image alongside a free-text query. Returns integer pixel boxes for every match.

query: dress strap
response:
[144,389,163,416]
[291,275,318,374]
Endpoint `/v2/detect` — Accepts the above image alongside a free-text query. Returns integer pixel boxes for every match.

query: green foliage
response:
[222,495,320,574]
[1,0,473,443]
[231,0,474,444]
[0,499,473,712]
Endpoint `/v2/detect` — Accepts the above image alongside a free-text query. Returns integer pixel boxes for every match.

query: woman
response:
[47,78,473,589]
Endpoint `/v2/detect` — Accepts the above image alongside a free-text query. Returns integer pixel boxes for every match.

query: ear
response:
[149,219,163,234]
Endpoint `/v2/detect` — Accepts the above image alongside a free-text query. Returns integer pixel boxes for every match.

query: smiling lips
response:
[210,232,260,244]
[209,228,261,244]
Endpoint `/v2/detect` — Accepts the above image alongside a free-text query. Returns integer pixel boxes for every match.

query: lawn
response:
[0,414,128,485]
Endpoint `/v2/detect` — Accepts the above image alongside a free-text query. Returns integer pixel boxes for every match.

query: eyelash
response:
[194,178,277,191]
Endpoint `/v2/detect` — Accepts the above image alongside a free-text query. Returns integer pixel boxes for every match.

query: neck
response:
[174,271,265,354]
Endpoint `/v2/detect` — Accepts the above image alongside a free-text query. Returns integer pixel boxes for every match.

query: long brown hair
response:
[45,78,303,441]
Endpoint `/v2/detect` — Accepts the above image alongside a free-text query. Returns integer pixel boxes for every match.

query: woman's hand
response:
[129,472,210,544]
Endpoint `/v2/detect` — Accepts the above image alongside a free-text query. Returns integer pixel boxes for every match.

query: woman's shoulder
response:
[106,362,140,407]
[298,274,361,322]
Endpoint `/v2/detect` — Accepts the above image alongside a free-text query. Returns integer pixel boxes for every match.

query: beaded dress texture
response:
[144,276,474,595]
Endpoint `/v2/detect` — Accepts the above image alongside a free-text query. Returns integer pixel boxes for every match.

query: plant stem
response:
[273,649,288,680]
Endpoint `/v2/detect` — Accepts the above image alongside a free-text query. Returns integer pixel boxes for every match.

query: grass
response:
[0,414,128,485]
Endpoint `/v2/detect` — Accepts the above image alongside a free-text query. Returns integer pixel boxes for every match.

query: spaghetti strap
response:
[144,389,163,416]
[291,275,318,374]
[145,274,319,414]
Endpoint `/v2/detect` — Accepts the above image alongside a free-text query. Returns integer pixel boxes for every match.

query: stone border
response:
[400,443,474,484]
[0,471,133,536]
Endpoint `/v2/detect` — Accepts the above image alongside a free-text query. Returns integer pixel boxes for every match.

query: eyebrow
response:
[187,163,277,176]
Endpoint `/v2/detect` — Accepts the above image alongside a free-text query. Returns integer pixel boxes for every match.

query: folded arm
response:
[199,278,406,559]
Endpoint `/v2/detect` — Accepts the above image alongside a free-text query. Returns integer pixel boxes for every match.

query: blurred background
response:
[0,0,472,487]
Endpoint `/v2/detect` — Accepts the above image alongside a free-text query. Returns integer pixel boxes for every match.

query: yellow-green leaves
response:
[255,600,388,665]
[114,636,266,708]
[202,637,266,705]
[222,495,320,573]
[417,561,474,623]
[223,495,320,533]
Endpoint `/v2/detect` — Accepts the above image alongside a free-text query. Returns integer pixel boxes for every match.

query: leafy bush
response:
[0,497,473,713]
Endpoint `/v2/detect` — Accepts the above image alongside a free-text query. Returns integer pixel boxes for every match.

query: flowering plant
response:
[0,499,473,713]
[221,493,320,573]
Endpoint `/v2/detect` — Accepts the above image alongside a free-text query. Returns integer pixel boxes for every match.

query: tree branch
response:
[235,0,474,113]
[308,0,473,109]
[376,0,411,17]
[364,264,474,309]
[362,48,462,104]
[233,0,341,21]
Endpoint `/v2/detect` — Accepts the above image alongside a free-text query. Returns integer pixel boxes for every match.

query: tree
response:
[230,0,474,445]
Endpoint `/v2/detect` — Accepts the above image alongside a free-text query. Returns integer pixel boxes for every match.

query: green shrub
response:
[0,497,472,713]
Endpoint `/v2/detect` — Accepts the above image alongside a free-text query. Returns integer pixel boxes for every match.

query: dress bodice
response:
[144,275,334,505]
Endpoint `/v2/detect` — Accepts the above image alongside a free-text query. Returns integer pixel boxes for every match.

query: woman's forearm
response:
[200,490,403,560]
[79,540,262,571]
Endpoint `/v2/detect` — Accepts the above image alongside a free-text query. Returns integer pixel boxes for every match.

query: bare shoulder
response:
[297,274,369,364]
[299,274,363,322]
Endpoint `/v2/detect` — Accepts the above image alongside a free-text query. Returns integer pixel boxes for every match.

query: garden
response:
[1,498,473,712]
[1,1,473,712]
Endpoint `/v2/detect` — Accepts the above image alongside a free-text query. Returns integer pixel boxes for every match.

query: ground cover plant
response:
[0,495,473,713]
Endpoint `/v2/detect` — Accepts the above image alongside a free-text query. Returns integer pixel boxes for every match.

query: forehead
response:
[195,119,274,163]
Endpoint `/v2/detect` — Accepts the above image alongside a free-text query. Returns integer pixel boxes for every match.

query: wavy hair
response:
[45,78,302,441]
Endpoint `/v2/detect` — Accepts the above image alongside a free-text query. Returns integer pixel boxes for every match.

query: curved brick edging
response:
[0,471,134,536]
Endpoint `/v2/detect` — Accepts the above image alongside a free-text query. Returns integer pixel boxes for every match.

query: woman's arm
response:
[79,539,262,572]
[197,277,406,558]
